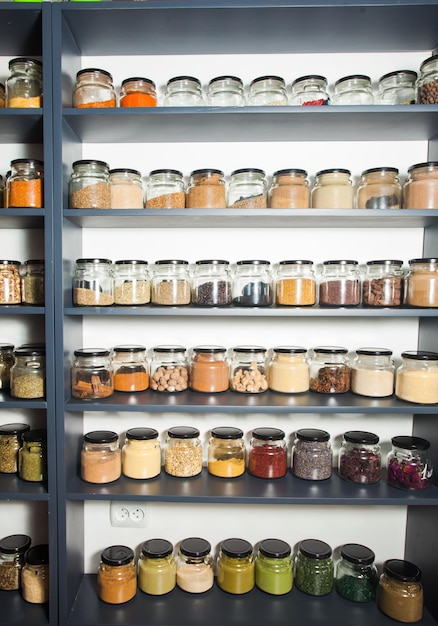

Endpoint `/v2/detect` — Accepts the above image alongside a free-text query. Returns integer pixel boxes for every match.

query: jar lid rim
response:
[10,158,44,167]
[109,168,141,176]
[340,543,375,565]
[236,259,270,265]
[383,559,421,582]
[258,538,291,559]
[343,430,379,444]
[0,260,20,266]
[232,345,266,353]
[75,258,112,264]
[113,344,146,352]
[0,343,15,350]
[316,168,351,176]
[24,259,45,265]
[322,259,358,265]
[25,544,49,566]
[114,259,148,265]
[126,427,158,441]
[273,168,308,176]
[74,348,110,357]
[121,76,155,87]
[298,539,332,559]
[250,75,285,85]
[210,426,244,439]
[208,75,243,85]
[154,259,189,265]
[84,430,118,444]
[379,69,417,81]
[391,435,430,450]
[366,259,403,266]
[167,75,201,85]
[273,346,307,354]
[296,428,330,442]
[230,168,266,176]
[420,54,438,70]
[179,537,211,557]
[190,168,224,176]
[101,545,133,566]
[221,538,253,558]
[22,429,46,442]
[193,345,226,353]
[149,168,184,176]
[278,259,313,265]
[152,345,186,353]
[141,538,173,558]
[167,426,200,439]
[14,347,45,356]
[0,534,31,555]
[334,74,371,86]
[0,422,30,435]
[401,350,438,360]
[408,257,438,264]
[252,427,285,440]
[361,166,399,175]
[72,159,109,169]
[292,74,327,85]
[355,347,393,356]
[408,162,438,172]
[9,57,42,67]
[313,346,348,354]
[195,259,229,265]
[76,67,112,79]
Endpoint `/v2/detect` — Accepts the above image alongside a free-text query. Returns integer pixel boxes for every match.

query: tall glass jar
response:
[318,260,360,306]
[22,545,49,604]
[164,76,203,106]
[217,538,255,594]
[0,422,29,473]
[311,169,354,208]
[268,169,310,209]
[356,167,402,209]
[176,537,214,593]
[351,347,395,397]
[97,546,136,604]
[403,162,438,209]
[0,83,4,108]
[145,169,185,209]
[10,347,45,399]
[335,543,378,603]
[0,261,21,305]
[377,559,423,622]
[248,76,287,106]
[395,350,438,404]
[81,430,121,484]
[417,54,438,104]
[309,346,351,393]
[122,427,161,479]
[290,75,329,105]
[6,58,42,108]
[295,539,334,596]
[7,158,44,208]
[206,76,245,106]
[387,435,432,491]
[151,259,191,305]
[18,429,47,482]
[71,348,113,399]
[113,260,150,305]
[404,258,438,307]
[377,70,417,105]
[119,77,157,107]
[0,343,15,390]
[339,430,381,484]
[22,260,45,305]
[0,534,31,591]
[112,344,149,392]
[138,538,176,596]
[248,427,287,479]
[191,259,232,306]
[232,260,273,306]
[207,426,246,478]
[362,260,404,307]
[110,169,144,209]
[227,168,268,208]
[292,428,332,481]
[255,538,293,596]
[331,74,374,105]
[229,346,268,393]
[149,345,189,392]
[73,68,116,108]
[268,346,310,393]
[186,169,226,208]
[275,260,316,306]
[164,426,202,477]
[73,258,114,306]
[189,345,229,393]
[69,159,111,209]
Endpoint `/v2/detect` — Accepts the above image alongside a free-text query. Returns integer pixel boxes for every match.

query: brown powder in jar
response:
[406,272,438,307]
[81,449,121,483]
[269,175,310,208]
[404,170,438,209]
[71,182,111,209]
[146,192,185,209]
[190,354,229,392]
[186,174,226,208]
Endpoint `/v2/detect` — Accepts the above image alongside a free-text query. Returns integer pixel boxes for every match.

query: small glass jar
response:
[290,75,329,106]
[149,345,189,392]
[387,435,432,491]
[191,259,232,306]
[110,169,144,209]
[73,68,116,108]
[113,260,150,305]
[138,539,176,596]
[404,258,438,307]
[362,260,404,307]
[292,428,332,481]
[295,539,334,596]
[255,538,293,596]
[378,559,423,623]
[69,159,111,209]
[145,169,185,209]
[0,343,15,390]
[73,258,114,306]
[377,70,417,105]
[309,346,351,394]
[3,170,10,208]
[268,346,310,393]
[71,348,113,399]
[248,427,287,479]
[176,537,214,593]
[164,426,202,477]
[21,260,45,305]
[189,345,229,393]
[335,544,378,603]
[318,260,361,307]
[0,83,5,108]
[81,430,121,484]
[312,169,354,209]
[0,261,21,305]
[403,162,438,209]
[268,168,310,209]
[6,58,42,108]
[207,426,245,478]
[10,347,45,399]
[356,167,402,209]
[186,169,226,208]
[151,259,191,306]
[275,260,316,306]
[164,76,203,106]
[229,346,268,393]
[339,430,381,484]
[206,76,245,106]
[0,534,31,591]
[0,422,29,473]
[7,158,44,209]
[232,260,273,306]
[113,344,149,392]
[248,76,287,106]
[97,546,136,604]
[22,545,49,604]
[217,538,255,594]
[331,74,374,105]
[351,347,395,397]
[122,427,161,480]
[227,168,268,208]
[120,77,157,107]
[417,54,438,105]
[395,350,438,404]
[18,429,47,482]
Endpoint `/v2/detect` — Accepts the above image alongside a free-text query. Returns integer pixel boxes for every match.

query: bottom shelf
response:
[0,589,49,625]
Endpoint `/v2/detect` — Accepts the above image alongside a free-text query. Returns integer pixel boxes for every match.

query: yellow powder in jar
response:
[8,96,42,108]
[208,458,245,478]
[276,278,315,305]
[395,369,438,404]
[22,564,49,603]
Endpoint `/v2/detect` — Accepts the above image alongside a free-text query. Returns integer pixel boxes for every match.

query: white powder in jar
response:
[351,367,394,397]
[395,369,438,404]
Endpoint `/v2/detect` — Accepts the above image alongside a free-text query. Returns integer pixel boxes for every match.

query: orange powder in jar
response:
[114,370,149,392]
[190,351,229,393]
[120,92,156,107]
[76,100,116,108]
[8,96,42,108]
[8,179,43,208]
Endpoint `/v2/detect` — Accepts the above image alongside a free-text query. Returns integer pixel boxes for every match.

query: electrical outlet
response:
[110,501,148,528]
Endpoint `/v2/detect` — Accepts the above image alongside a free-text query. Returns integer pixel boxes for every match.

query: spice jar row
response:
[0,58,42,108]
[0,260,45,305]
[0,535,49,604]
[0,345,45,398]
[0,423,47,482]
[0,159,44,208]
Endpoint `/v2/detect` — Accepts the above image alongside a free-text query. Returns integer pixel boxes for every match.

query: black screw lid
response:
[298,539,332,560]
[391,435,430,451]
[221,538,253,558]
[258,538,291,559]
[167,426,199,439]
[179,537,211,558]
[113,344,146,353]
[142,538,173,559]
[296,428,330,443]
[0,423,30,436]
[84,430,118,444]
[340,543,375,565]
[383,559,421,582]
[210,426,243,439]
[25,544,49,566]
[343,431,379,445]
[126,427,158,441]
[0,534,31,555]
[101,545,134,566]
[251,427,285,441]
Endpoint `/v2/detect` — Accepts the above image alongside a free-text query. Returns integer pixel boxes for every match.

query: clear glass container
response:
[0,343,14,390]
[113,260,150,305]
[164,426,202,477]
[312,168,354,209]
[290,75,329,106]
[405,258,438,307]
[295,539,334,596]
[186,169,226,208]
[192,259,232,306]
[138,538,176,596]
[335,543,378,603]
[0,261,21,305]
[73,68,116,108]
[248,76,287,106]
[227,168,268,208]
[417,54,438,104]
[356,167,402,209]
[318,260,361,306]
[10,347,45,399]
[339,430,381,484]
[110,168,144,209]
[309,346,351,393]
[6,58,42,108]
[22,545,49,604]
[387,435,432,491]
[248,427,287,479]
[18,429,47,482]
[73,258,114,306]
[189,345,229,393]
[331,74,374,105]
[7,158,44,209]
[81,430,121,484]
[0,422,29,473]
[275,260,316,306]
[232,260,273,306]
[164,76,203,106]
[122,427,161,480]
[145,169,185,209]
[268,346,310,393]
[217,538,255,594]
[377,70,417,105]
[207,426,245,478]
[378,559,423,622]
[151,259,191,305]
[97,545,136,604]
[229,345,268,393]
[69,159,111,209]
[362,260,404,307]
[149,345,189,393]
[3,170,10,208]
[292,428,332,481]
[0,534,31,591]
[120,77,157,107]
[113,344,149,392]
[351,348,395,397]
[0,174,4,207]
[0,83,4,108]
[206,76,245,106]
[71,348,113,399]
[22,260,45,305]
[395,350,438,404]
[255,538,293,596]
[403,162,438,209]
[268,168,310,208]
[176,537,214,593]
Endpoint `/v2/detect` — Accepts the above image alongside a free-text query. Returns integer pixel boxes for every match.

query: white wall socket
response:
[110,501,149,528]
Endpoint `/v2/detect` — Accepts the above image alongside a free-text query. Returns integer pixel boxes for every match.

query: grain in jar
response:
[119,77,157,107]
[113,259,150,305]
[356,167,401,209]
[7,158,44,208]
[189,345,229,393]
[395,350,438,404]
[309,346,351,394]
[109,168,144,209]
[248,76,287,106]
[113,344,149,392]
[338,431,381,484]
[164,76,203,106]
[138,539,176,595]
[268,346,310,393]
[6,58,42,108]
[377,559,423,622]
[275,260,316,306]
[362,260,404,307]
[10,347,45,399]
[22,544,49,604]
[403,162,438,209]
[69,160,111,209]
[335,544,378,603]
[227,168,267,209]
[217,538,255,594]
[417,54,438,104]
[18,429,47,482]
[229,345,268,393]
[248,427,287,479]
[97,546,137,604]
[122,427,161,479]
[351,347,395,397]
[191,259,232,306]
[145,169,185,209]
[207,426,245,478]
[331,74,373,105]
[164,426,202,477]
[404,258,438,307]
[377,70,417,105]
[0,343,15,390]
[176,538,214,593]
[81,430,121,484]
[318,260,360,307]
[71,348,113,399]
[22,260,45,305]
[311,169,354,208]
[387,435,432,491]
[292,428,332,481]
[73,258,114,306]
[294,539,334,596]
[0,422,30,473]
[206,76,245,106]
[268,168,310,208]
[151,259,191,305]
[0,261,21,305]
[73,68,116,108]
[0,533,31,591]
[289,75,329,105]
[149,345,189,392]
[255,539,293,596]
[186,169,226,208]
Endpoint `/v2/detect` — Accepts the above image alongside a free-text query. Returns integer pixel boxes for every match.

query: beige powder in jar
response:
[405,262,438,307]
[351,368,394,397]
[395,369,438,404]
[269,170,310,208]
[268,351,310,393]
[110,175,144,209]
[176,564,214,593]
[311,169,354,209]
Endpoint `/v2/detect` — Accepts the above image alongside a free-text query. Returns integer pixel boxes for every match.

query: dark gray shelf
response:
[0,305,45,315]
[0,590,49,626]
[0,391,47,410]
[0,210,45,229]
[0,111,43,144]
[0,4,42,56]
[0,474,49,500]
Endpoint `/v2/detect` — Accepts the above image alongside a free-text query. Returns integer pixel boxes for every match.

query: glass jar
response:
[6,58,42,108]
[339,430,381,484]
[275,260,316,306]
[318,260,361,306]
[97,545,136,604]
[295,539,334,596]
[362,260,404,307]
[417,54,438,104]
[10,347,45,399]
[122,427,161,479]
[69,159,111,209]
[395,350,438,404]
[0,343,15,390]
[377,559,423,622]
[356,167,402,209]
[309,346,351,393]
[120,77,157,107]
[255,538,293,596]
[335,543,378,603]
[164,76,203,106]
[73,68,116,108]
[151,259,191,305]
[7,158,44,208]
[138,538,176,596]
[232,260,273,306]
[73,258,114,306]
[110,168,144,209]
[404,258,438,307]
[290,75,329,106]
[0,83,4,108]
[351,347,395,397]
[0,261,21,305]
[377,70,417,105]
[207,426,245,478]
[0,534,31,591]
[229,345,268,393]
[3,170,10,208]
[149,345,189,392]
[217,538,255,594]
[113,344,149,392]
[0,422,29,473]
[248,427,287,479]
[387,435,432,491]
[145,169,185,209]
[403,162,438,209]
[248,76,287,106]
[113,260,150,305]
[331,74,374,105]
[81,430,121,484]
[292,428,332,481]
[206,76,245,106]
[164,426,202,477]
[176,537,214,593]
[186,169,226,208]
[268,346,310,393]
[189,345,229,393]
[18,429,47,482]
[191,259,232,306]
[312,168,354,209]
[227,168,268,208]
[71,348,113,399]
[22,544,49,604]
[21,260,45,305]
[268,168,310,209]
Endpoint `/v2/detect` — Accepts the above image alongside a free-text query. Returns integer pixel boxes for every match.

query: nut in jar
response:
[0,261,21,305]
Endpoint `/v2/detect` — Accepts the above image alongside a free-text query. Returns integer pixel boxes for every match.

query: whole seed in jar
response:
[193,281,231,306]
[339,431,381,485]
[22,260,45,305]
[12,374,44,398]
[70,182,111,209]
[150,365,188,392]
[362,260,404,307]
[0,423,30,473]
[292,429,332,481]
[165,426,202,477]
[231,362,268,393]
[0,261,21,305]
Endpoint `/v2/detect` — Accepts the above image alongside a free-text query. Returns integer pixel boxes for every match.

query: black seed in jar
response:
[193,280,231,306]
